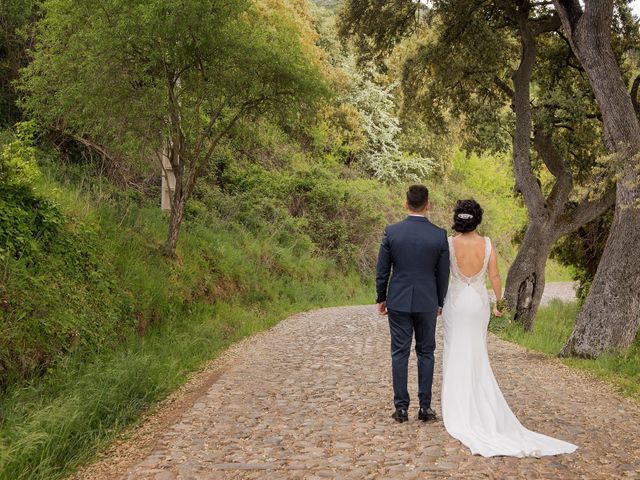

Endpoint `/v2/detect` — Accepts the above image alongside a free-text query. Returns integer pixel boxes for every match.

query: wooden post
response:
[161,145,175,212]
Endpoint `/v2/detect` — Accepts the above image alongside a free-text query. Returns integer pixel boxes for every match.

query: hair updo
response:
[452,199,483,233]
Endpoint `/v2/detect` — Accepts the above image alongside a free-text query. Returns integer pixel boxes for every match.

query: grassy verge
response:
[0,152,376,480]
[490,300,640,403]
[0,213,371,480]
[0,285,370,480]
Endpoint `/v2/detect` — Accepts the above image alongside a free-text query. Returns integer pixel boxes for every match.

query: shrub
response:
[0,122,63,261]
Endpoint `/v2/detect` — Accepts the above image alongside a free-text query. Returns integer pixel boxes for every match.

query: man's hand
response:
[437,307,443,317]
[377,302,388,315]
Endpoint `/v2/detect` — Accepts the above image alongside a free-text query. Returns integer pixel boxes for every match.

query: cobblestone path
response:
[78,291,640,480]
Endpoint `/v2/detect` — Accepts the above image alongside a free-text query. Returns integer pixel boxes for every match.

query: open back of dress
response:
[441,236,577,457]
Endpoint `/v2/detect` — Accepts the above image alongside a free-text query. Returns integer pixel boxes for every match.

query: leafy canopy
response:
[19,0,328,166]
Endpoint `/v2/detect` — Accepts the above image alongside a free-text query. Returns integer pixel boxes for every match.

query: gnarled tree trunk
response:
[504,223,553,330]
[504,183,614,330]
[502,5,615,329]
[562,199,640,356]
[504,7,554,328]
[554,0,640,357]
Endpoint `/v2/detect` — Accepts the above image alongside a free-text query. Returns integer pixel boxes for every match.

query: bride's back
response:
[451,233,487,277]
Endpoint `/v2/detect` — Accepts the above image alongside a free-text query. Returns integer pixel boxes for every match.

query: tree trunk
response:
[554,0,640,357]
[504,8,554,330]
[561,198,640,356]
[163,137,185,258]
[504,223,554,330]
[163,193,185,257]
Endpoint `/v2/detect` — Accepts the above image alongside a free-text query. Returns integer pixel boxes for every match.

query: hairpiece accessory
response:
[457,213,474,220]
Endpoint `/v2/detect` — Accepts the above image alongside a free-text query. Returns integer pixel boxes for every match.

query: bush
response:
[0,122,63,261]
[551,209,612,303]
[197,148,390,273]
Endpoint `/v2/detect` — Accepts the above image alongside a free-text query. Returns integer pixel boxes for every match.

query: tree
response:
[340,0,615,329]
[19,0,326,256]
[341,62,435,182]
[498,2,616,329]
[552,0,640,357]
[308,7,435,182]
[0,0,40,126]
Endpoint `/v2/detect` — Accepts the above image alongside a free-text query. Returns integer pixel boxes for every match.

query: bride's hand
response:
[492,305,503,317]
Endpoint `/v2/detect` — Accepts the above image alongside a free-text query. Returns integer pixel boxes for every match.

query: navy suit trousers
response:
[387,309,437,410]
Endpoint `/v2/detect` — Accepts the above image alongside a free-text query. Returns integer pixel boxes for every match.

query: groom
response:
[376,185,450,423]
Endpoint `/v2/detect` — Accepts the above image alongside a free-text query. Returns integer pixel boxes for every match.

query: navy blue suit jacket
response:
[376,215,450,313]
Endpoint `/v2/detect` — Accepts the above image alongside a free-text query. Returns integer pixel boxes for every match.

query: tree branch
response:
[553,0,583,42]
[557,185,616,236]
[511,4,547,217]
[532,124,574,213]
[192,105,225,159]
[47,126,132,187]
[494,76,514,99]
[530,13,561,34]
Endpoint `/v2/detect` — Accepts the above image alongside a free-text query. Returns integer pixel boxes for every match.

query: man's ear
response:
[404,200,410,211]
[426,201,432,212]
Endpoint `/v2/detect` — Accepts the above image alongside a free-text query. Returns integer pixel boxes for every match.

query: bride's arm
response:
[487,240,503,316]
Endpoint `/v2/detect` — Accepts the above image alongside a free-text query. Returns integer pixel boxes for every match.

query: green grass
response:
[490,300,640,403]
[0,287,369,480]
[545,259,574,283]
[0,226,371,480]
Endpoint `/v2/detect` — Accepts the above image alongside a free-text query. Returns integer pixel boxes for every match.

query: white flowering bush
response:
[342,63,435,183]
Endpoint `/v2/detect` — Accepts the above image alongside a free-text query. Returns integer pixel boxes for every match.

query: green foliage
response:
[0,147,377,478]
[340,63,435,182]
[0,122,62,261]
[339,0,420,65]
[399,1,517,154]
[308,8,435,182]
[194,118,390,270]
[19,0,328,253]
[20,0,326,155]
[312,0,342,10]
[0,0,40,126]
[0,122,40,190]
[340,0,615,170]
[490,300,640,402]
[551,209,613,303]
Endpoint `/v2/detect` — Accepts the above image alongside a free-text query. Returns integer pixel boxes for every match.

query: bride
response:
[441,199,578,457]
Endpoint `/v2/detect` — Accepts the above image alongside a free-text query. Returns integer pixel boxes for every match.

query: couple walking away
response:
[375,184,577,458]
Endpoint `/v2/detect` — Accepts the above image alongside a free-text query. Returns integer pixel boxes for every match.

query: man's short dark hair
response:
[406,184,429,211]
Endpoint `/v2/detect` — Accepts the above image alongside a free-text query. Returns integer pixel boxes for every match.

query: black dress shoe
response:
[392,408,409,423]
[418,407,437,421]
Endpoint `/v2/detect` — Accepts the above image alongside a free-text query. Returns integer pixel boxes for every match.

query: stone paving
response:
[78,292,640,480]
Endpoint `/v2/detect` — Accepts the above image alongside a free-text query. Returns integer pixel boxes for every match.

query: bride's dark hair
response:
[452,199,483,233]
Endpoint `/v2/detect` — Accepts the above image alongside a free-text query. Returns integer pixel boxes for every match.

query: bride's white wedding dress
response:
[441,236,578,457]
